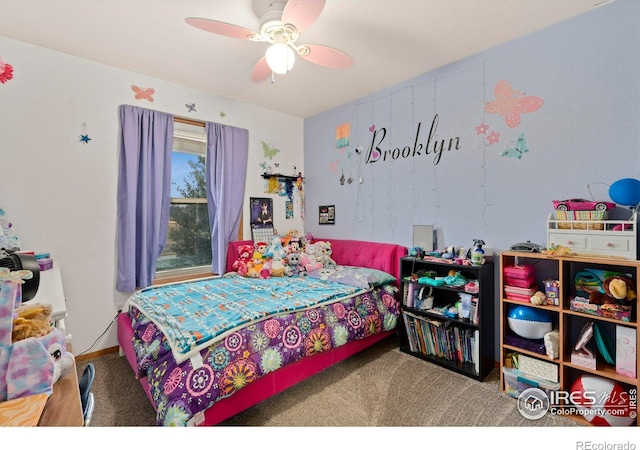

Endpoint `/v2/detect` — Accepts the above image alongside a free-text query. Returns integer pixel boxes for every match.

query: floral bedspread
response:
[127,274,361,364]
[128,283,399,426]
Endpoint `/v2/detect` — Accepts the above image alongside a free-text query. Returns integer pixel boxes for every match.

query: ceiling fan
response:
[185,0,353,82]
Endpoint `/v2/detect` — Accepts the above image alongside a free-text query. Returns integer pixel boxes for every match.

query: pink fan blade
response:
[300,44,353,68]
[281,0,326,33]
[251,57,272,82]
[185,17,257,40]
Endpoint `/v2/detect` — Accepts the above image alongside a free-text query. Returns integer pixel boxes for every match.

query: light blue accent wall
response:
[303,0,640,254]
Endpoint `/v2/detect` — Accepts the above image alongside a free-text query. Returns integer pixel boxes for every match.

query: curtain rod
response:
[174,116,205,127]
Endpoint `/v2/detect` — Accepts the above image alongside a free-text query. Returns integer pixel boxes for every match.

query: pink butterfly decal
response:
[328,161,339,173]
[131,85,155,102]
[484,80,543,128]
[0,57,14,85]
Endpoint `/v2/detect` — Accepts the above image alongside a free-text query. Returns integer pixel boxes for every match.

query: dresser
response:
[547,213,638,260]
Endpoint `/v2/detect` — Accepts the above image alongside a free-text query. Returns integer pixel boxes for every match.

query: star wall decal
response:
[79,134,92,144]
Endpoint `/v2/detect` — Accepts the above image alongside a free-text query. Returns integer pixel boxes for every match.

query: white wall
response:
[0,37,304,355]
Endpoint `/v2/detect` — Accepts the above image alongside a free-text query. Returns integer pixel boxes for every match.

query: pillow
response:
[306,265,396,289]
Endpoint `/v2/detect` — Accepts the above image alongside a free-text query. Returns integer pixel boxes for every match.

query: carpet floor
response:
[76,334,582,427]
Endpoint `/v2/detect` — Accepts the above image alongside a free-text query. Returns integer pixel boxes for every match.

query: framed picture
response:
[319,205,335,225]
[250,197,273,226]
[285,200,293,219]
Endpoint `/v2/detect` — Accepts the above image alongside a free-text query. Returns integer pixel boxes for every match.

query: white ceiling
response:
[0,0,612,118]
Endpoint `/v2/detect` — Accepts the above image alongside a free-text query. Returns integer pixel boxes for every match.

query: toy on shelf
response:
[571,269,635,322]
[570,374,636,426]
[470,239,485,266]
[507,305,553,340]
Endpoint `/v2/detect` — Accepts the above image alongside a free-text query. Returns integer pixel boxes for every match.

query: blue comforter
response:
[126,273,361,364]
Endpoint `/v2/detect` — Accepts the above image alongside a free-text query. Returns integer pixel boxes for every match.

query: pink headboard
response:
[226,238,408,286]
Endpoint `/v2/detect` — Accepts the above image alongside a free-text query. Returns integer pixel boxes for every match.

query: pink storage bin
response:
[504,275,536,288]
[505,292,532,302]
[503,265,535,280]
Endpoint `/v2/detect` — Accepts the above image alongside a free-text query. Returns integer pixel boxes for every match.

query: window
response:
[155,120,212,279]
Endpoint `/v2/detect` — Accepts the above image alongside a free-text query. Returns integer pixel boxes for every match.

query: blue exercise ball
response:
[507,305,553,340]
[609,178,640,207]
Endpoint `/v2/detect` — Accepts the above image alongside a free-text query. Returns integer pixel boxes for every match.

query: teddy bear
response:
[301,242,323,273]
[12,302,53,342]
[315,241,337,267]
[231,244,254,276]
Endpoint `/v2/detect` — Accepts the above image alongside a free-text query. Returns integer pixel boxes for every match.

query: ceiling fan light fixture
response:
[265,42,295,74]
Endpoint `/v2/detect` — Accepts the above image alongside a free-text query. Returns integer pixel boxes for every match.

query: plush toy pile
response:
[229,231,337,279]
[0,267,74,401]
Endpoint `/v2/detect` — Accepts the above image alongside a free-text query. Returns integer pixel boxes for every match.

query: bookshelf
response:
[399,256,495,381]
[499,251,639,427]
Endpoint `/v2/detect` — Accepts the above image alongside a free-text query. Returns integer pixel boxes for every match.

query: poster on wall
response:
[319,205,335,225]
[250,197,274,243]
[285,200,293,219]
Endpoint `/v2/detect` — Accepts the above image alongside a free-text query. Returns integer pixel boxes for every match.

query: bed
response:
[117,238,407,426]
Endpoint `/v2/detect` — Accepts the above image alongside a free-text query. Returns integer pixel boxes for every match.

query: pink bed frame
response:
[117,238,407,426]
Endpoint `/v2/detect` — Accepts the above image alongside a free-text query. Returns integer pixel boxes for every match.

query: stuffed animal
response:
[315,241,337,267]
[284,236,303,255]
[12,303,53,342]
[530,291,547,306]
[247,241,268,278]
[265,236,286,261]
[285,252,302,276]
[270,258,286,277]
[231,244,253,276]
[1,276,73,401]
[589,276,635,305]
[301,243,322,273]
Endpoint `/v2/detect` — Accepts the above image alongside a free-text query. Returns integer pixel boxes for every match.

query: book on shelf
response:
[403,310,477,365]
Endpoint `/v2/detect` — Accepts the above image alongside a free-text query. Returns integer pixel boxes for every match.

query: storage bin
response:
[502,367,560,399]
[503,265,534,280]
[555,210,608,230]
[504,274,536,288]
[518,354,559,382]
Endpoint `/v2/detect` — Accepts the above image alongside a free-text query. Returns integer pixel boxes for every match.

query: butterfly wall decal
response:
[328,161,339,173]
[500,133,529,159]
[185,103,196,112]
[484,80,543,128]
[131,85,155,102]
[261,141,280,160]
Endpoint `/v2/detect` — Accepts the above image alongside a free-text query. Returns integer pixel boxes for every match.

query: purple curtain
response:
[205,122,249,274]
[116,105,174,292]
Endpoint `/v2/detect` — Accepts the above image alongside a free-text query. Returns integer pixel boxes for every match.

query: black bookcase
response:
[399,256,495,381]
